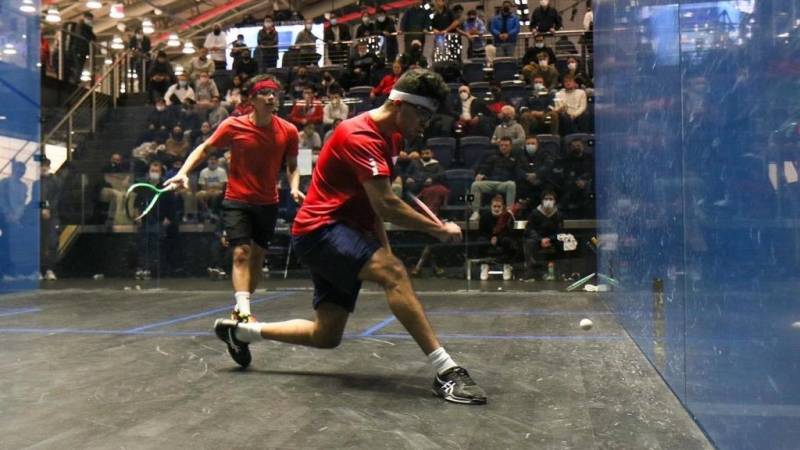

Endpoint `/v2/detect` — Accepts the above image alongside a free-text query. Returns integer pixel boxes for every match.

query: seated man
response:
[347,41,380,88]
[193,71,220,113]
[522,51,559,90]
[561,56,592,89]
[164,73,195,107]
[523,190,563,281]
[405,147,445,195]
[299,123,322,152]
[98,153,131,225]
[454,85,491,136]
[515,135,557,212]
[519,75,560,135]
[522,34,557,69]
[196,155,228,221]
[478,195,515,280]
[491,105,526,151]
[469,137,518,221]
[207,95,229,129]
[323,88,349,125]
[558,139,594,218]
[142,97,175,143]
[289,87,324,129]
[554,74,589,134]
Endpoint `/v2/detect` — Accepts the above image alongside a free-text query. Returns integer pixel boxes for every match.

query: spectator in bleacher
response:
[196,155,228,222]
[323,89,349,125]
[371,60,404,104]
[144,98,176,143]
[319,71,343,98]
[486,84,509,117]
[194,121,214,148]
[374,7,399,63]
[32,158,60,281]
[516,136,557,211]
[258,16,279,70]
[128,27,151,86]
[164,74,195,107]
[555,74,588,134]
[469,137,518,221]
[290,66,315,99]
[289,87,324,128]
[233,48,258,80]
[98,154,130,226]
[399,39,429,69]
[102,153,127,173]
[299,123,322,151]
[325,13,352,66]
[523,51,559,90]
[523,34,557,69]
[460,9,487,59]
[562,56,593,89]
[522,189,563,281]
[478,194,515,280]
[178,99,203,138]
[490,1,520,57]
[323,118,342,145]
[454,85,490,136]
[134,161,178,279]
[208,96,229,129]
[558,139,594,218]
[193,71,220,113]
[187,48,216,82]
[431,0,460,56]
[347,41,379,87]
[230,34,248,65]
[147,51,174,104]
[165,125,190,161]
[520,75,559,134]
[63,12,95,85]
[355,12,375,39]
[529,0,563,34]
[491,105,526,151]
[405,147,445,194]
[204,24,228,71]
[223,75,244,110]
[295,19,319,62]
[399,0,431,54]
[555,35,578,56]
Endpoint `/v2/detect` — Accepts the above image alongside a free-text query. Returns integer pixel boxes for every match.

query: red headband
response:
[249,79,280,96]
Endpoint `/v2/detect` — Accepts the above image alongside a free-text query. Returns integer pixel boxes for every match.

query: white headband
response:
[388,89,438,112]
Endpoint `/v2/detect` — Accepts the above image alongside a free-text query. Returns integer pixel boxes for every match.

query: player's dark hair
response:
[391,68,449,111]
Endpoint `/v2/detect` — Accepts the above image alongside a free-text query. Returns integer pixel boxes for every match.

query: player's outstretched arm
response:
[164,140,213,190]
[363,177,461,243]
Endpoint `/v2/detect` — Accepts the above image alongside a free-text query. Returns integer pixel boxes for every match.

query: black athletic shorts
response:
[222,200,278,249]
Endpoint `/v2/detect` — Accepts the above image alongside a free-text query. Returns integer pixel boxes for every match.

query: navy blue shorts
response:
[291,223,381,313]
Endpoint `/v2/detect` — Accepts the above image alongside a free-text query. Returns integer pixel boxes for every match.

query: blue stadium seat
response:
[468,81,491,100]
[443,169,476,204]
[459,136,493,169]
[426,137,456,169]
[462,61,485,83]
[492,58,520,82]
[564,133,594,155]
[347,86,373,114]
[500,81,530,108]
[535,134,562,156]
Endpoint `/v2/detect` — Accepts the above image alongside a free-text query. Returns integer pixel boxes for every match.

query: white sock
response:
[234,322,264,343]
[427,347,458,375]
[234,291,251,316]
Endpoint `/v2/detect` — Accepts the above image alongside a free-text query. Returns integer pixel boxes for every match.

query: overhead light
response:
[86,0,102,10]
[154,8,162,16]
[19,0,36,14]
[111,35,125,50]
[109,3,125,19]
[174,64,184,76]
[142,18,154,35]
[167,33,181,47]
[104,56,113,65]
[181,41,196,54]
[80,70,91,82]
[116,23,127,32]
[45,7,61,23]
[3,44,17,55]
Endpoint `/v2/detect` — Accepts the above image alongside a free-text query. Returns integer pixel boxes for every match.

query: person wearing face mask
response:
[399,0,431,53]
[204,24,229,71]
[521,76,560,134]
[63,12,96,85]
[193,71,220,113]
[372,7,399,63]
[196,155,229,221]
[529,0,563,34]
[477,195,516,280]
[347,41,379,88]
[299,123,322,152]
[31,158,61,281]
[134,161,179,279]
[522,51,559,90]
[454,85,490,136]
[516,136,557,210]
[491,105,526,151]
[399,39,429,69]
[319,71,342,98]
[147,51,175,104]
[355,12,375,38]
[470,137,518,221]
[295,19,318,58]
[164,74,196,107]
[558,140,594,218]
[233,48,258,80]
[144,98,177,144]
[323,88,349,125]
[128,27,151,89]
[230,34,249,65]
[187,48,216,82]
[164,125,190,160]
[289,87,324,128]
[523,190,564,281]
[555,74,588,134]
[459,9,487,59]
[490,0,520,57]
[562,56,592,89]
[258,16,279,70]
[408,149,450,278]
[324,13,352,65]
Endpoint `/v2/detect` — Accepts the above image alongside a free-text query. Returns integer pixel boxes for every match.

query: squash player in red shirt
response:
[213,69,487,405]
[165,75,303,324]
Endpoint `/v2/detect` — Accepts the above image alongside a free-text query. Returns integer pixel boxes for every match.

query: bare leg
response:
[359,248,441,355]
[248,244,266,293]
[231,243,253,293]
[257,302,349,348]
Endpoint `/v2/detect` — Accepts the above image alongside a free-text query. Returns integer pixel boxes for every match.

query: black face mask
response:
[213,29,221,35]
[503,7,511,13]
[468,17,476,22]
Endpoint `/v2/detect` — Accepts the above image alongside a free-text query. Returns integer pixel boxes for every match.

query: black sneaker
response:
[433,366,487,405]
[213,319,252,368]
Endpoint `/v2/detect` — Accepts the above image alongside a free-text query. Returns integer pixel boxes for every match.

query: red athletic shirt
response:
[292,113,401,236]
[207,114,299,205]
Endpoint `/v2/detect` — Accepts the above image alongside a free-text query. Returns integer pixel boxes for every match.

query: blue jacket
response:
[490,13,520,43]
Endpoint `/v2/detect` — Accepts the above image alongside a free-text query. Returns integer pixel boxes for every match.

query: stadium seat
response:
[462,61,485,83]
[468,81,491,100]
[459,136,493,169]
[492,58,519,82]
[535,134,562,156]
[426,137,456,169]
[564,133,595,155]
[443,168,476,203]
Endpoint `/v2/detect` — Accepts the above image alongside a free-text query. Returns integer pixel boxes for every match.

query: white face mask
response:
[539,60,548,67]
[535,42,544,48]
[179,81,188,87]
[305,24,312,31]
[534,82,545,90]
[377,15,386,22]
[542,199,555,209]
[459,92,469,101]
[331,18,338,25]
[148,171,161,181]
[362,17,370,24]
[156,105,165,111]
[264,21,273,28]
[568,63,577,71]
[526,144,537,154]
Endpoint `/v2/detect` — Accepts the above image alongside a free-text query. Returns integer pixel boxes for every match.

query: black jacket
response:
[408,159,444,185]
[324,24,352,42]
[523,45,557,67]
[233,56,258,78]
[529,6,563,32]
[525,206,563,241]
[478,153,519,182]
[516,148,556,187]
[400,6,432,32]
[558,151,594,188]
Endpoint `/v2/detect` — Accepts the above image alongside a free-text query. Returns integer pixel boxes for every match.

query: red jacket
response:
[289,100,324,126]
[371,74,399,96]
